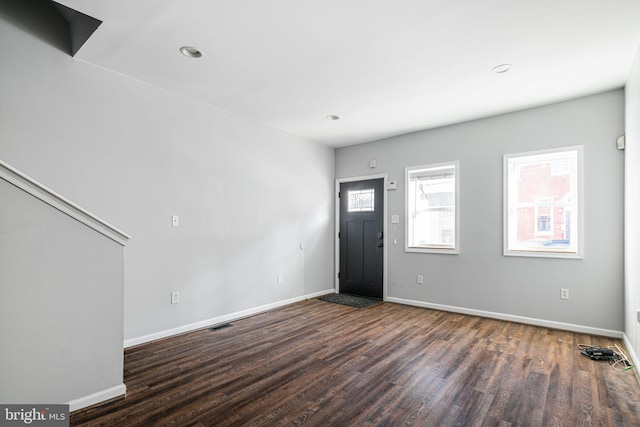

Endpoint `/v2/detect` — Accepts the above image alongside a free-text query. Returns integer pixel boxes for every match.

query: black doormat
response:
[317,293,382,308]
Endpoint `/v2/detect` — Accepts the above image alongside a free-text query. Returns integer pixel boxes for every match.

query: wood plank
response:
[71,300,640,426]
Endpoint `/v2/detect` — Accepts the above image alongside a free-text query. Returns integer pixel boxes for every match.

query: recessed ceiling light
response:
[327,115,340,121]
[491,64,512,74]
[180,46,203,58]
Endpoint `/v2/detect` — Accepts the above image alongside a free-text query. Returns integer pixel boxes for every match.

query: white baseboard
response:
[622,333,640,384]
[386,296,623,338]
[124,289,335,348]
[68,383,126,412]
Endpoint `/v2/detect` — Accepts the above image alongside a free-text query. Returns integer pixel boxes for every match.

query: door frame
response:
[335,173,388,300]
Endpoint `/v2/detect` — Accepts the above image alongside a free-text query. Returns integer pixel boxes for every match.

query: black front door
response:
[339,178,384,299]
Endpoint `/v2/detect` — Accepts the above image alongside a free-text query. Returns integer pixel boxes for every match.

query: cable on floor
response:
[577,343,634,371]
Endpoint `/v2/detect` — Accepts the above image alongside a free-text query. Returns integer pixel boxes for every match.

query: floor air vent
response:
[209,323,232,331]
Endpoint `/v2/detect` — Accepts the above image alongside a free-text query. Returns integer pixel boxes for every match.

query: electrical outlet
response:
[277,274,284,284]
[417,275,424,284]
[171,291,180,304]
[560,288,569,300]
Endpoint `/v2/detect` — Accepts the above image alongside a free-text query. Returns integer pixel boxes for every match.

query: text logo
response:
[1,405,68,426]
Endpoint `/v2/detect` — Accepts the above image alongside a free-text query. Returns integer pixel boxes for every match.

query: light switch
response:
[171,291,180,304]
[391,215,400,224]
[172,215,179,227]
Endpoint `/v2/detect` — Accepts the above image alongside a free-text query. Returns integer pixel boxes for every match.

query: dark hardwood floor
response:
[71,300,640,426]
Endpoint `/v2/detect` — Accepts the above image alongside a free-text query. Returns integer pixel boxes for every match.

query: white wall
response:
[625,45,640,361]
[0,178,125,408]
[336,91,625,333]
[0,5,334,346]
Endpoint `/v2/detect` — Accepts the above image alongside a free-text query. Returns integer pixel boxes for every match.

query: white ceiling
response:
[57,0,640,147]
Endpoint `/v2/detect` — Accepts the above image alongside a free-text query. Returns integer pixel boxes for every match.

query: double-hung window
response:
[406,161,459,254]
[503,146,582,258]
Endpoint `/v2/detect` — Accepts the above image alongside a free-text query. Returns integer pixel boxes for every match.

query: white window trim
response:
[503,146,584,259]
[405,160,460,254]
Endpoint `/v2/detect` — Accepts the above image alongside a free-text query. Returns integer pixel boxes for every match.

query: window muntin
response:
[348,189,375,212]
[406,161,459,253]
[504,146,582,258]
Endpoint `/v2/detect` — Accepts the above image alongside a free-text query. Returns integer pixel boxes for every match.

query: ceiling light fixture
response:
[180,46,203,58]
[327,115,340,121]
[491,64,512,74]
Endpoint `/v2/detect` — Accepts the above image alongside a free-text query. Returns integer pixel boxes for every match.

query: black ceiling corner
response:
[0,0,101,57]
[50,1,102,57]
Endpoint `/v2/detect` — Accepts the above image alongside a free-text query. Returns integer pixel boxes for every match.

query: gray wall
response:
[0,179,125,404]
[336,91,625,332]
[625,46,640,358]
[0,4,334,347]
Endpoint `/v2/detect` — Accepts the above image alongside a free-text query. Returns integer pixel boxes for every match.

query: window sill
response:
[406,247,459,255]
[503,250,582,259]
